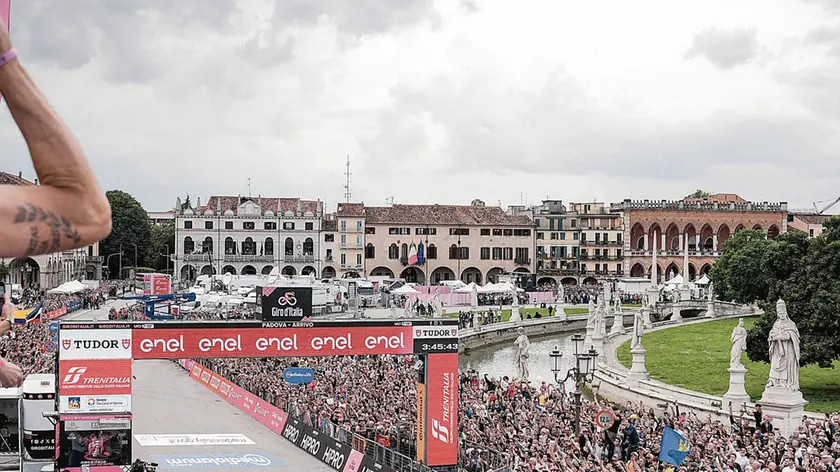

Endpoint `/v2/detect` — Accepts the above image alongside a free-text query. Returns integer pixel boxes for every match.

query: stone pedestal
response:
[626,345,649,387]
[723,366,751,412]
[671,306,683,323]
[678,286,691,302]
[758,387,808,438]
[609,313,624,335]
[706,300,717,318]
[509,306,522,323]
[642,307,653,329]
[555,305,567,319]
[646,287,660,306]
[590,332,605,355]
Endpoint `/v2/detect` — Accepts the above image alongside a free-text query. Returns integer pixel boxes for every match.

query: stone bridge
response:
[653,300,755,321]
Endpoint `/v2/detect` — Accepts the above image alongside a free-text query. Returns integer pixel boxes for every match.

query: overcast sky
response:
[2,0,840,213]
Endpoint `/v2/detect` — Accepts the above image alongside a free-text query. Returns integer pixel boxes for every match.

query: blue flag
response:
[659,427,690,466]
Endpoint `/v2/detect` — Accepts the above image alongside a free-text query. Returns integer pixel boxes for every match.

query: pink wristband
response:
[0,48,18,68]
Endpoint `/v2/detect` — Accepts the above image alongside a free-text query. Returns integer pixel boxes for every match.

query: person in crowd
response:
[0,18,111,258]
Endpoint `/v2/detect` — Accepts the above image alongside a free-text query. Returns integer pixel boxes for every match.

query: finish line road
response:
[65,300,331,471]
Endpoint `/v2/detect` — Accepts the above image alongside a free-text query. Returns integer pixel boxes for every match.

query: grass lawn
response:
[623,303,642,308]
[616,318,840,413]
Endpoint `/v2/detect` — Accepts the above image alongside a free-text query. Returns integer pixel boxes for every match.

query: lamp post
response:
[549,333,599,435]
[105,252,124,280]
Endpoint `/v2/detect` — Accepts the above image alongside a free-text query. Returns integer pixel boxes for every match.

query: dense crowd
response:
[3,295,838,472]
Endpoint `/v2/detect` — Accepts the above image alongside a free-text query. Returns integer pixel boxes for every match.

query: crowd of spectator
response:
[3,293,838,472]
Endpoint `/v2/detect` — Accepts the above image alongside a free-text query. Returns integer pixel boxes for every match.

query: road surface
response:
[68,299,330,471]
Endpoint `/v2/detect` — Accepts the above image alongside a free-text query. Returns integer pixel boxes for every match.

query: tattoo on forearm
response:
[14,204,82,256]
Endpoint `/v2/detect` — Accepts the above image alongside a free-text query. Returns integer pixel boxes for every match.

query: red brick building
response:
[611,194,787,282]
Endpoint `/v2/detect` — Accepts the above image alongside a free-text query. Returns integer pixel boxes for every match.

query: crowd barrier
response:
[177,359,422,472]
[43,301,82,321]
[406,291,555,307]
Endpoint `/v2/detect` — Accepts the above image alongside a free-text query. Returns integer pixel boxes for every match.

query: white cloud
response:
[2,0,840,212]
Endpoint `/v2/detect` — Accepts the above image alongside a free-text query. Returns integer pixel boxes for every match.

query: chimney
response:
[217,197,222,214]
[197,197,201,210]
[18,171,22,178]
[297,199,302,217]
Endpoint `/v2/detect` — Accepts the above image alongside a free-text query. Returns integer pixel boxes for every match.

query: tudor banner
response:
[424,353,458,467]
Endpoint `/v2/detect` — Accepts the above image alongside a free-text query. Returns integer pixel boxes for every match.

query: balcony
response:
[579,254,621,261]
[222,254,274,263]
[283,254,316,264]
[324,256,334,263]
[340,242,347,249]
[400,256,409,266]
[182,254,211,262]
[514,257,531,265]
[339,226,364,233]
[85,256,104,264]
[340,263,363,270]
[580,240,623,246]
[538,268,581,276]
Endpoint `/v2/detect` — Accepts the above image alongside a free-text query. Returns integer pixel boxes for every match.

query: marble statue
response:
[631,310,645,348]
[613,296,621,313]
[511,288,520,307]
[593,297,606,335]
[708,282,715,300]
[767,299,801,390]
[556,284,565,304]
[433,293,442,317]
[514,328,531,380]
[587,299,598,328]
[730,318,747,369]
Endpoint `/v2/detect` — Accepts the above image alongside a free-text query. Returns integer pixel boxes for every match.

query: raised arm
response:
[0,25,111,258]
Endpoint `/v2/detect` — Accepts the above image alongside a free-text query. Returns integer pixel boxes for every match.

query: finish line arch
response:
[55,318,459,472]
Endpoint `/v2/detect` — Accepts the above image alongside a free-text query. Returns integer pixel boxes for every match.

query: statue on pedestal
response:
[708,281,715,300]
[613,296,621,313]
[514,328,530,380]
[631,310,645,348]
[433,293,442,317]
[767,300,801,391]
[586,299,597,328]
[730,318,747,369]
[556,284,565,304]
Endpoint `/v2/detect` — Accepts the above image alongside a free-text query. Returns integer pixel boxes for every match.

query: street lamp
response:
[549,333,599,435]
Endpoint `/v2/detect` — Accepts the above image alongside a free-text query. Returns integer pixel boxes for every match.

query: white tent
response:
[48,280,86,294]
[392,284,419,295]
[477,283,500,293]
[665,274,684,285]
[455,282,478,293]
[694,275,710,285]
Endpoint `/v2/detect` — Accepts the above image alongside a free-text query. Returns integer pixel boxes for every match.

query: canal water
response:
[458,330,589,390]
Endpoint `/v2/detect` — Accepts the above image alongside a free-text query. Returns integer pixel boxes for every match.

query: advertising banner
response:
[281,417,304,447]
[345,455,396,472]
[59,359,132,396]
[59,328,133,360]
[282,367,314,385]
[59,394,132,414]
[259,286,313,322]
[57,414,132,472]
[416,382,426,463]
[131,326,414,359]
[152,275,171,295]
[298,424,352,471]
[424,353,459,467]
[150,452,285,469]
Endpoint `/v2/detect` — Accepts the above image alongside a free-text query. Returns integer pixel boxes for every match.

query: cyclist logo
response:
[276,292,298,307]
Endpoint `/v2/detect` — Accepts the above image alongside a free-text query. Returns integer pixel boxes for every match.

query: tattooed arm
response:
[0,36,112,258]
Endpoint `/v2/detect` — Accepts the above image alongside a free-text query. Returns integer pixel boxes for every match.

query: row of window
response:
[381,227,532,237]
[183,221,315,231]
[537,231,624,242]
[362,244,531,262]
[183,236,316,256]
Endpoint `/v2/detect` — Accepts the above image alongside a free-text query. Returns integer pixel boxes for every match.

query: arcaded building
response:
[611,194,787,283]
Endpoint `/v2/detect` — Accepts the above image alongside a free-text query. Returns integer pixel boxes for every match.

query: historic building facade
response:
[613,194,788,283]
[0,171,102,288]
[787,213,830,238]
[334,203,366,277]
[511,200,623,286]
[359,202,536,284]
[173,195,338,281]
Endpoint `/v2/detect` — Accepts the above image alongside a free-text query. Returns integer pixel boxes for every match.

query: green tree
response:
[145,222,175,273]
[708,229,772,303]
[685,189,712,199]
[100,190,152,279]
[714,218,840,368]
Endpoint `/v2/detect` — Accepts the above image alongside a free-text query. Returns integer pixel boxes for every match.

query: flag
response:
[407,242,418,265]
[417,242,425,265]
[659,427,690,466]
[14,304,42,325]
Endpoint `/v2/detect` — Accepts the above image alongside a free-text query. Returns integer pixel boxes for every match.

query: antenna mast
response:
[344,155,352,203]
[247,178,251,197]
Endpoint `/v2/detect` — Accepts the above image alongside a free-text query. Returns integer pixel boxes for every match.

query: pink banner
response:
[0,0,9,30]
[527,292,555,304]
[181,360,288,436]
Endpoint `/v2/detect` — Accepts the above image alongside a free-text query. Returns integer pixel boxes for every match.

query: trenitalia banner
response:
[59,320,459,468]
[425,353,459,466]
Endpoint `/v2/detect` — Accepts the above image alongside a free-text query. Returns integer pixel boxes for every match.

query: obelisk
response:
[646,231,660,308]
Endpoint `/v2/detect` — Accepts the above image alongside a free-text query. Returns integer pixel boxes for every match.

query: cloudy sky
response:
[2,0,840,213]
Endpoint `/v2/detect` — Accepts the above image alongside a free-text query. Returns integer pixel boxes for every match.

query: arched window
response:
[427,244,437,260]
[202,237,213,254]
[401,244,408,260]
[285,237,294,256]
[264,237,274,256]
[224,237,236,255]
[183,237,195,254]
[389,244,399,259]
[303,237,314,255]
[449,244,459,260]
[242,237,256,255]
[365,243,375,259]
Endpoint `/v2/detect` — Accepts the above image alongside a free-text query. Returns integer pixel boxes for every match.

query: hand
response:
[0,360,23,387]
[1,293,13,323]
[0,17,11,52]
